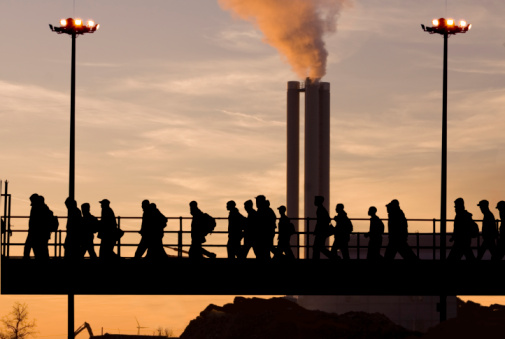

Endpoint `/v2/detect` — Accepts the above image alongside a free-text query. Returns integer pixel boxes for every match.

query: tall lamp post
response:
[49,17,99,339]
[421,17,471,322]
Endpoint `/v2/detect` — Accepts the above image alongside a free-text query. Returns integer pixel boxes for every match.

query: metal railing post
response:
[178,217,183,258]
[305,218,310,260]
[356,233,360,260]
[117,216,121,257]
[58,230,62,257]
[416,233,420,258]
[433,218,436,260]
[297,219,301,259]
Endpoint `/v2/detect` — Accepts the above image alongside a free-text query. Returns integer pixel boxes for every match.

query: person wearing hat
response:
[98,199,119,259]
[276,205,295,260]
[495,201,505,260]
[226,200,246,259]
[448,198,477,261]
[384,199,417,260]
[476,200,498,260]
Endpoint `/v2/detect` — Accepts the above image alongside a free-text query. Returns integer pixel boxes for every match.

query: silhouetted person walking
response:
[448,198,476,261]
[365,206,384,260]
[135,200,154,259]
[148,202,168,259]
[98,199,119,259]
[80,203,98,259]
[226,200,245,259]
[255,195,277,260]
[242,200,258,259]
[331,203,353,260]
[189,201,216,259]
[312,196,333,260]
[477,200,498,260]
[276,205,295,260]
[495,201,505,260]
[24,194,54,260]
[384,199,417,260]
[64,197,82,260]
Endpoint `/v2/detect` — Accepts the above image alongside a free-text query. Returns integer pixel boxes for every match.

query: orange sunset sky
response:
[2,0,505,337]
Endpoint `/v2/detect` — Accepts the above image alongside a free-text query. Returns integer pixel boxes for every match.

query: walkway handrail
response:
[0,214,495,260]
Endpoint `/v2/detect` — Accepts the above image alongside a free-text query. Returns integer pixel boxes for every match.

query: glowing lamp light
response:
[87,20,95,27]
[75,18,83,26]
[460,20,467,28]
[447,18,454,26]
[60,19,67,26]
[468,24,472,30]
[432,19,439,27]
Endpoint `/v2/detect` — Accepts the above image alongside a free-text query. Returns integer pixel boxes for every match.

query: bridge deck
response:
[2,257,503,296]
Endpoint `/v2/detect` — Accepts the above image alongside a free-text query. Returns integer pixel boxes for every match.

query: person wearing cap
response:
[98,199,119,259]
[476,199,498,260]
[312,196,333,260]
[448,198,477,261]
[331,203,353,260]
[495,201,505,260]
[364,206,384,260]
[226,200,245,259]
[276,205,295,260]
[384,199,417,260]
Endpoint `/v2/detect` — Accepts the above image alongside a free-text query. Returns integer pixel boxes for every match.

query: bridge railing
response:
[0,215,489,260]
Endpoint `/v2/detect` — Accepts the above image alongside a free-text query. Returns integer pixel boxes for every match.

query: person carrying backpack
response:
[448,197,476,260]
[477,200,498,260]
[189,201,216,259]
[331,203,353,260]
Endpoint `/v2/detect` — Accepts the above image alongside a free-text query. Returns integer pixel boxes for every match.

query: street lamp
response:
[49,17,99,339]
[421,17,471,323]
[49,18,99,201]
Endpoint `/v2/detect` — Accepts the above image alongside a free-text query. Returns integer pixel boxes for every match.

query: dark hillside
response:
[180,297,420,339]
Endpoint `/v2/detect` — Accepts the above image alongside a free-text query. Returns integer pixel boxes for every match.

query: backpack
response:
[49,214,59,233]
[202,213,216,236]
[469,219,479,238]
[288,222,296,236]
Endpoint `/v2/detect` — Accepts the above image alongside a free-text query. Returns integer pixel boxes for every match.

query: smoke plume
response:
[218,0,349,80]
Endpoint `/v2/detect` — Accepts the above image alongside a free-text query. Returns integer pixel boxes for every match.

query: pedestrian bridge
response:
[1,215,504,296]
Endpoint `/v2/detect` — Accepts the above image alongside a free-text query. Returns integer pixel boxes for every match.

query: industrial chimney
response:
[287,79,330,259]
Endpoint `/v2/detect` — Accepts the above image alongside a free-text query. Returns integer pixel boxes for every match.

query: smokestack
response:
[287,81,300,257]
[318,82,330,210]
[287,79,331,259]
[304,78,320,219]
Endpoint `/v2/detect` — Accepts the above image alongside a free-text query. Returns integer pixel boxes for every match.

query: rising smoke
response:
[218,0,350,80]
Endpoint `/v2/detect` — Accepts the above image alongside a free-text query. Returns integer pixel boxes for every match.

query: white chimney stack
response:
[287,79,331,259]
